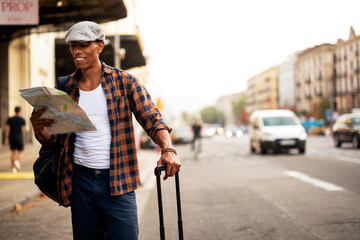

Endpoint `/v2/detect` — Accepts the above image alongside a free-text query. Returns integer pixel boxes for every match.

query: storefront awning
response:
[0,0,127,43]
[119,35,146,70]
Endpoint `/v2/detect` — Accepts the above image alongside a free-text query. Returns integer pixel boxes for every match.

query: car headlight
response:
[299,129,308,140]
[236,131,243,138]
[261,131,274,140]
[226,131,232,138]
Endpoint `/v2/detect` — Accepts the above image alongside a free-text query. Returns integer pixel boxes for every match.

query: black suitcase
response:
[154,165,184,240]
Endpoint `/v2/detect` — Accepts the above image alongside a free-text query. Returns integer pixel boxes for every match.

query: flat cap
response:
[65,21,105,44]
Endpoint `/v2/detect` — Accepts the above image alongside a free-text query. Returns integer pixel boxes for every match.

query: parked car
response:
[332,113,360,148]
[201,124,217,138]
[249,109,307,154]
[139,131,157,149]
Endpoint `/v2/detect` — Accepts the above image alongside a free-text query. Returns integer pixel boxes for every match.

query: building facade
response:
[257,66,279,110]
[278,52,299,110]
[335,27,360,113]
[245,75,257,114]
[0,0,147,145]
[295,44,336,116]
[245,66,279,114]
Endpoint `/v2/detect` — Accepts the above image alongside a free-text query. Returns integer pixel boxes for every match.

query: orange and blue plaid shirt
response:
[53,62,170,207]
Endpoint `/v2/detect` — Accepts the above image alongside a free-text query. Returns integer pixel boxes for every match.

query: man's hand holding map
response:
[19,86,96,135]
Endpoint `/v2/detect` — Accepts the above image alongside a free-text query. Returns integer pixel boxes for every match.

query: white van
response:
[249,109,307,154]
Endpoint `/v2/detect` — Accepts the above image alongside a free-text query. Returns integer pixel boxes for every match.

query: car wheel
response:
[299,146,306,154]
[260,143,267,154]
[352,135,360,148]
[334,134,342,148]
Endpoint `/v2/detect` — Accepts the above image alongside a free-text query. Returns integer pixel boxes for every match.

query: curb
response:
[0,190,41,216]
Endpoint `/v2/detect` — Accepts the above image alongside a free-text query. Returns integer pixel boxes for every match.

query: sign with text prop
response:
[0,0,39,25]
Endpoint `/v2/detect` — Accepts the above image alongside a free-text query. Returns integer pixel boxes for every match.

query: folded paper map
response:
[19,86,96,135]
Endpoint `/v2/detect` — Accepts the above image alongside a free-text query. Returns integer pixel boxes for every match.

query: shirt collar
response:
[66,61,113,88]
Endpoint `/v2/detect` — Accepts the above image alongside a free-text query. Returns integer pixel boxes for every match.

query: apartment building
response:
[295,43,336,115]
[278,52,299,109]
[257,66,279,110]
[245,66,278,113]
[246,75,257,114]
[335,27,360,113]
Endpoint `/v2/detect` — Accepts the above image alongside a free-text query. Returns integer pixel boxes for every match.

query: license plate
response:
[280,140,295,146]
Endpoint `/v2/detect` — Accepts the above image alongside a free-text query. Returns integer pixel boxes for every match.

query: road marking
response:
[0,172,34,179]
[284,171,344,191]
[337,156,360,164]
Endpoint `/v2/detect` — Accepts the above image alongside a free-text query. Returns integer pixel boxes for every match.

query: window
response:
[351,117,360,125]
[263,117,297,126]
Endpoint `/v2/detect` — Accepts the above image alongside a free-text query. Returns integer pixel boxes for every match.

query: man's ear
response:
[97,41,105,54]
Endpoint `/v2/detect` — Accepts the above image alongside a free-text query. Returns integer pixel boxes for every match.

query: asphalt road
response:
[1,135,359,240]
[140,134,360,240]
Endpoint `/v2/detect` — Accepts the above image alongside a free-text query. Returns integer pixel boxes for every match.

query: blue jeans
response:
[71,164,139,240]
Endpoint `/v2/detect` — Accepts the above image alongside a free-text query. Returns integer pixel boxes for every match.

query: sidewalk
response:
[0,142,42,215]
[0,142,161,239]
[0,142,160,216]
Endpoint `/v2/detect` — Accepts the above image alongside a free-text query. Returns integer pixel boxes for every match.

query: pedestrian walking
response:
[191,118,202,154]
[4,106,28,173]
[30,21,181,240]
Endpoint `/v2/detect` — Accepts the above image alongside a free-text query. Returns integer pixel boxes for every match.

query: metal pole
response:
[175,172,183,240]
[114,34,120,69]
[155,167,166,240]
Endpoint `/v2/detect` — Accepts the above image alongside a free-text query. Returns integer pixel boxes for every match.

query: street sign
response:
[0,0,39,25]
[326,109,332,122]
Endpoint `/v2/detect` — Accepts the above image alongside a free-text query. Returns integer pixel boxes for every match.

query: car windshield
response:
[263,117,297,126]
[351,117,360,125]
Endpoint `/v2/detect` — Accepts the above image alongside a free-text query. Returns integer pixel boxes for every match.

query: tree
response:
[316,97,331,120]
[232,97,246,124]
[181,111,194,123]
[200,106,224,124]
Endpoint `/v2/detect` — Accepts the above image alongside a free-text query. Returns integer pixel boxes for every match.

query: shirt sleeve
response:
[127,75,172,140]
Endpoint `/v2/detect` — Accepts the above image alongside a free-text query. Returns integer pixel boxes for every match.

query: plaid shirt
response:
[53,62,170,207]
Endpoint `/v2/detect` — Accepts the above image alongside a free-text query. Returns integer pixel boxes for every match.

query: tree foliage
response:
[232,97,246,123]
[200,106,224,124]
[316,97,331,120]
[181,111,194,123]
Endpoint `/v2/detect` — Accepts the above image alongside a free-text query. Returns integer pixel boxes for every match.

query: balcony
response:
[315,90,323,97]
[305,93,312,100]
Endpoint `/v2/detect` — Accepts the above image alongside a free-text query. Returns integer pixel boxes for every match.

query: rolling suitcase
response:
[154,165,184,240]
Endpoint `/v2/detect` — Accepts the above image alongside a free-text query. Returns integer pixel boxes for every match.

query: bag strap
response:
[57,76,70,92]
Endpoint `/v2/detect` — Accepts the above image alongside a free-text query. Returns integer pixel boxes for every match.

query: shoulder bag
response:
[33,76,69,203]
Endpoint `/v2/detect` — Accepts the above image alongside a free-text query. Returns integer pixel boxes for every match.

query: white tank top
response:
[74,84,111,169]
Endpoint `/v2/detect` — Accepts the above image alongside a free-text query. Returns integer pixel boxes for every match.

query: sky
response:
[135,0,360,119]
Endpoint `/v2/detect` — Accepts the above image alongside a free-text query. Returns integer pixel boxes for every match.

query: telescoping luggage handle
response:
[154,165,184,240]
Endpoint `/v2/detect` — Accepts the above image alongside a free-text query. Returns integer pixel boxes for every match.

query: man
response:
[30,21,180,240]
[191,118,202,152]
[5,106,28,173]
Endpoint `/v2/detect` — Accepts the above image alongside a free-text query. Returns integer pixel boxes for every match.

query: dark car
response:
[139,131,157,149]
[332,113,360,148]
